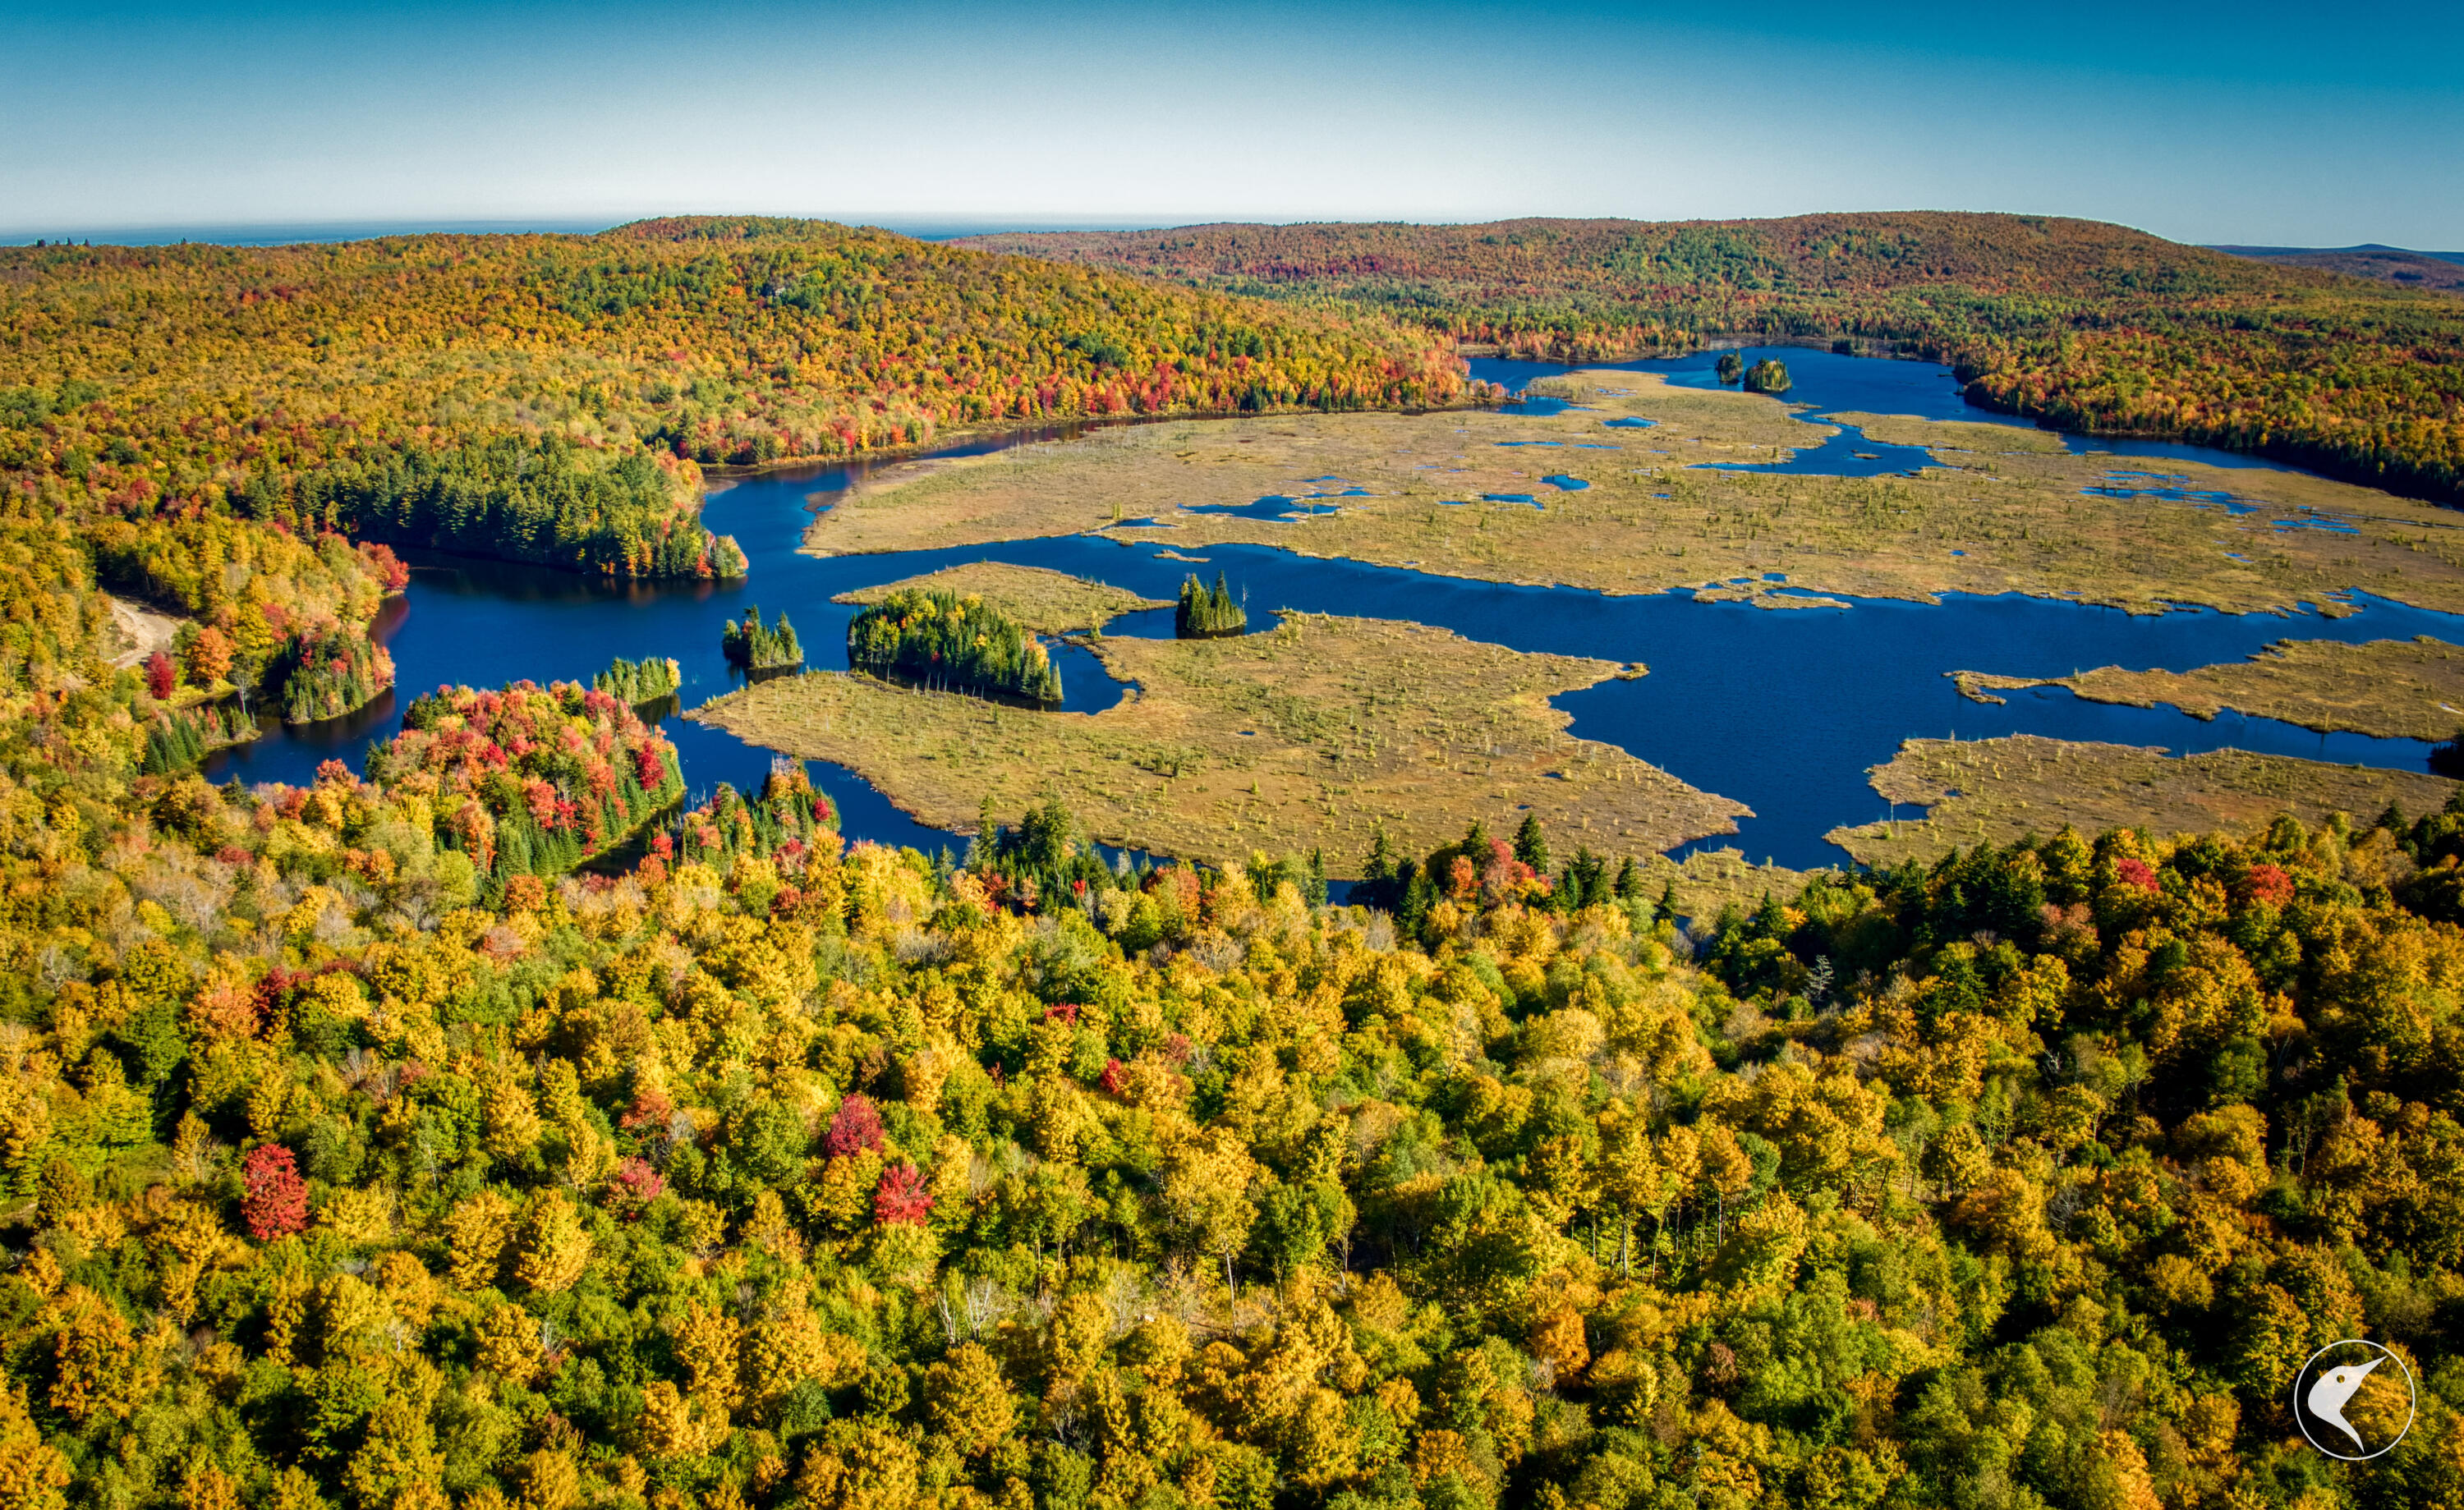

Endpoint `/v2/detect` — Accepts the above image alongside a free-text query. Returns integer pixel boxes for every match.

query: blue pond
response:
[199,348,2464,877]
[1183,489,1360,522]
[1542,475,1591,492]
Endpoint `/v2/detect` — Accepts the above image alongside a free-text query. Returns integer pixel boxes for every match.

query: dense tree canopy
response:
[0,219,1469,585]
[2,594,2462,1510]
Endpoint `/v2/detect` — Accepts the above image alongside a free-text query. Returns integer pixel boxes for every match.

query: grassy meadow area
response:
[1956,636,2464,741]
[808,372,2464,617]
[693,605,1746,874]
[1828,734,2458,865]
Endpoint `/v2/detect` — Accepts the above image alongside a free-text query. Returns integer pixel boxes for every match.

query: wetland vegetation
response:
[1956,636,2464,741]
[693,605,1745,873]
[1827,733,2457,866]
[810,371,2464,617]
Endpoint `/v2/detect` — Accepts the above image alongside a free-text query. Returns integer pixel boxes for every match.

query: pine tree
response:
[1176,572,1248,638]
[1514,814,1550,875]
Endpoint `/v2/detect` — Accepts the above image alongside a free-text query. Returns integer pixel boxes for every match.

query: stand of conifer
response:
[140,702,258,775]
[272,625,394,723]
[1176,572,1248,638]
[721,606,803,669]
[847,588,1062,705]
[595,654,683,705]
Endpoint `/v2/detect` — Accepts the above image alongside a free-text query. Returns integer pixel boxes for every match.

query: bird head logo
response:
[2294,1341,2416,1462]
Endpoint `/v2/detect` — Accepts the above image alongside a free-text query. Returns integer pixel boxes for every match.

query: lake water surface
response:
[204,348,2464,874]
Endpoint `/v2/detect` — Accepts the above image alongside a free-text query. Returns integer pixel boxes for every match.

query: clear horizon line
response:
[1,213,2449,257]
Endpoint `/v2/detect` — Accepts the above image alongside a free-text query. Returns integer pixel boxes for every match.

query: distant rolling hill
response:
[960,213,2464,506]
[2210,242,2464,291]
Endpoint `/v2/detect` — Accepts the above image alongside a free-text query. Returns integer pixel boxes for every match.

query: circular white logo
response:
[2293,1339,2416,1462]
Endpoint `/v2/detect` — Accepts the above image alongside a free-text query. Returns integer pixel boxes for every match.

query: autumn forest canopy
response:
[2,205,2464,1510]
[0,217,1471,590]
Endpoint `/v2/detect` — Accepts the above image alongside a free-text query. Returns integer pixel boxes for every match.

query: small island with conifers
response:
[593,654,683,708]
[720,605,803,671]
[847,586,1062,705]
[1176,571,1248,638]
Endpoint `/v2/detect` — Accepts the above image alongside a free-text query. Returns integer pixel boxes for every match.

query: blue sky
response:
[4,0,2459,247]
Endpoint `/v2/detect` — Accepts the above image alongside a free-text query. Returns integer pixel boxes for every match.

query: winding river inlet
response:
[201,347,2464,874]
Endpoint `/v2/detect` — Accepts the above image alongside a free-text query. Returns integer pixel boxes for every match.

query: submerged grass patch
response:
[1827,733,2456,866]
[1955,636,2464,741]
[807,373,2464,617]
[693,608,1747,874]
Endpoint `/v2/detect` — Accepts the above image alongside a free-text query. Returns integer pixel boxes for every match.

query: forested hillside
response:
[961,213,2464,504]
[1,576,2462,1510]
[0,218,1468,586]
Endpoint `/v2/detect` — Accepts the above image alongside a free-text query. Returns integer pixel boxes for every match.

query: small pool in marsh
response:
[201,350,2464,875]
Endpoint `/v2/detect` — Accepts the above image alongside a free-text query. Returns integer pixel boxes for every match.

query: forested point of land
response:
[960,212,2464,505]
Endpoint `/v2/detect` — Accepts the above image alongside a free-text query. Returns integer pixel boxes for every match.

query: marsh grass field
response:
[730,367,2464,888]
[693,605,1749,874]
[1956,636,2464,741]
[807,371,2464,617]
[1828,733,2458,866]
[832,560,1169,633]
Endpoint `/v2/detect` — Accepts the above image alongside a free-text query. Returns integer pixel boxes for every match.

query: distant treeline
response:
[848,588,1061,705]
[1176,571,1248,638]
[963,212,2464,504]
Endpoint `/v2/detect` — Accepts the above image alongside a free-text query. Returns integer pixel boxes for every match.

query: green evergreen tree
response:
[1176,572,1248,638]
[1514,814,1550,875]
